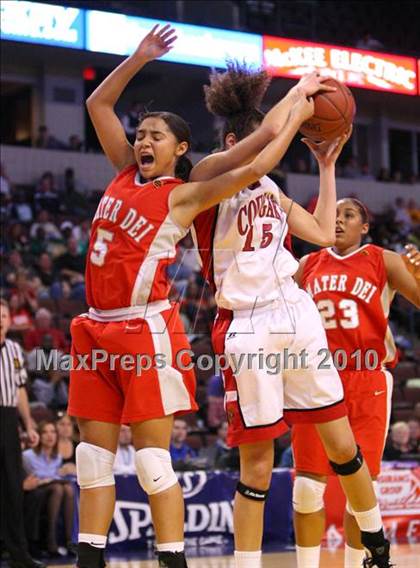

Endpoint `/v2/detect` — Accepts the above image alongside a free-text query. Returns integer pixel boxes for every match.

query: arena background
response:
[1,1,419,565]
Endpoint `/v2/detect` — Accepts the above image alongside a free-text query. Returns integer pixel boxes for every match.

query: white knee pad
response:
[293,476,326,514]
[76,442,115,489]
[135,447,178,495]
[346,480,379,515]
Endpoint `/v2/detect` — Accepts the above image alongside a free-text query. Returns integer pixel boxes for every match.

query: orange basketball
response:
[299,78,356,142]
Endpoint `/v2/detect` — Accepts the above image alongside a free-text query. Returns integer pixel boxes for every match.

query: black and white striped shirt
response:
[0,339,28,407]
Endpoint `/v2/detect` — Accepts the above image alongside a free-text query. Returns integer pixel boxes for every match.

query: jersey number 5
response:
[317,298,359,329]
[90,228,114,266]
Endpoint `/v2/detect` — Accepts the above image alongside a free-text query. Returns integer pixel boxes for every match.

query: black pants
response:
[0,407,30,561]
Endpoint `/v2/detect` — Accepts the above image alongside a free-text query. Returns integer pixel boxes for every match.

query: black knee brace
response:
[329,445,364,476]
[237,481,269,502]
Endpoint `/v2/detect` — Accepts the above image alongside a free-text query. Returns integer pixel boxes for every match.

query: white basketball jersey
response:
[192,175,299,310]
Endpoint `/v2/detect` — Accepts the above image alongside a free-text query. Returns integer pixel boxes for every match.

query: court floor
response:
[56,544,420,567]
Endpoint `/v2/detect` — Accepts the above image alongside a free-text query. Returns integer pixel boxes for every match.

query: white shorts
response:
[212,279,346,446]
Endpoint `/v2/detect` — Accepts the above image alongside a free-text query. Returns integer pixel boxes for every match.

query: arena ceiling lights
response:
[1,0,418,95]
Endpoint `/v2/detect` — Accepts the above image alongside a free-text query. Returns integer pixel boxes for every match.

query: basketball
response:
[299,78,356,142]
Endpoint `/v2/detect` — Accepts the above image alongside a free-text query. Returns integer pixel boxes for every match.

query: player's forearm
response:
[250,113,301,179]
[312,164,337,244]
[262,86,303,136]
[87,55,148,109]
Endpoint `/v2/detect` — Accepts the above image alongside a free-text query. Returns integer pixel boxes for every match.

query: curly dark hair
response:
[204,60,271,147]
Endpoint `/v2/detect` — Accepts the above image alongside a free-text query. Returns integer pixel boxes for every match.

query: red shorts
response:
[292,369,393,477]
[68,304,198,424]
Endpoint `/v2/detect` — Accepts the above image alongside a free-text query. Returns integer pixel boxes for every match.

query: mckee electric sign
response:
[0,0,84,49]
[86,10,262,69]
[263,36,418,96]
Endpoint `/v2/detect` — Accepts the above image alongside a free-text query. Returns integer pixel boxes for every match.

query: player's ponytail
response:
[204,60,271,147]
[138,111,192,181]
[175,154,193,182]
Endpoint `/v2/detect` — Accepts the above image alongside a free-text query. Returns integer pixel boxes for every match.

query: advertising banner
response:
[263,36,418,96]
[324,466,420,546]
[0,1,84,49]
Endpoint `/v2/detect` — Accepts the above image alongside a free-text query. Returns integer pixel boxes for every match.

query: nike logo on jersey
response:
[227,333,237,339]
[153,476,162,482]
[374,390,385,396]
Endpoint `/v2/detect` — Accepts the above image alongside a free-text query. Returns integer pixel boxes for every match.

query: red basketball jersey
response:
[85,165,186,310]
[301,244,397,370]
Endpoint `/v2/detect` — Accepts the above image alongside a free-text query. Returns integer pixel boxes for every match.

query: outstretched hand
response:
[301,125,353,167]
[133,24,177,63]
[402,244,420,283]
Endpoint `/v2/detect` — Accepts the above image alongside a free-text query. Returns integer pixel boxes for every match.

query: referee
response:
[0,299,45,568]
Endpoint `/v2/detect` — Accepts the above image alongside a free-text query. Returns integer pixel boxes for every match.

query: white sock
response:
[352,505,382,533]
[344,543,365,567]
[234,550,262,568]
[78,533,107,549]
[156,541,184,553]
[296,545,321,568]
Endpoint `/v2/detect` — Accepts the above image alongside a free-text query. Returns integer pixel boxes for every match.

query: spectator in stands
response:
[360,163,374,180]
[35,126,67,150]
[24,307,67,351]
[8,292,34,333]
[342,155,361,178]
[355,31,384,50]
[54,237,85,282]
[7,223,30,255]
[392,170,403,183]
[394,197,413,237]
[8,270,39,329]
[30,210,61,241]
[207,373,225,428]
[56,413,77,476]
[0,162,13,198]
[22,421,75,556]
[383,421,417,460]
[407,198,420,224]
[52,237,86,300]
[121,101,142,144]
[113,425,136,475]
[169,418,197,468]
[10,190,34,224]
[199,421,238,470]
[72,218,91,255]
[35,253,56,288]
[407,418,420,453]
[4,249,25,283]
[62,168,89,216]
[34,172,60,214]
[67,134,83,152]
[377,167,391,182]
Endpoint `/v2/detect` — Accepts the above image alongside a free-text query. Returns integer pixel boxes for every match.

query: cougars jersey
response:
[192,175,299,310]
[302,244,397,370]
[85,165,186,311]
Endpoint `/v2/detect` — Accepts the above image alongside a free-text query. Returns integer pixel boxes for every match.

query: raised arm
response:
[86,25,176,171]
[280,129,352,247]
[190,72,335,182]
[384,244,420,308]
[170,97,314,228]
